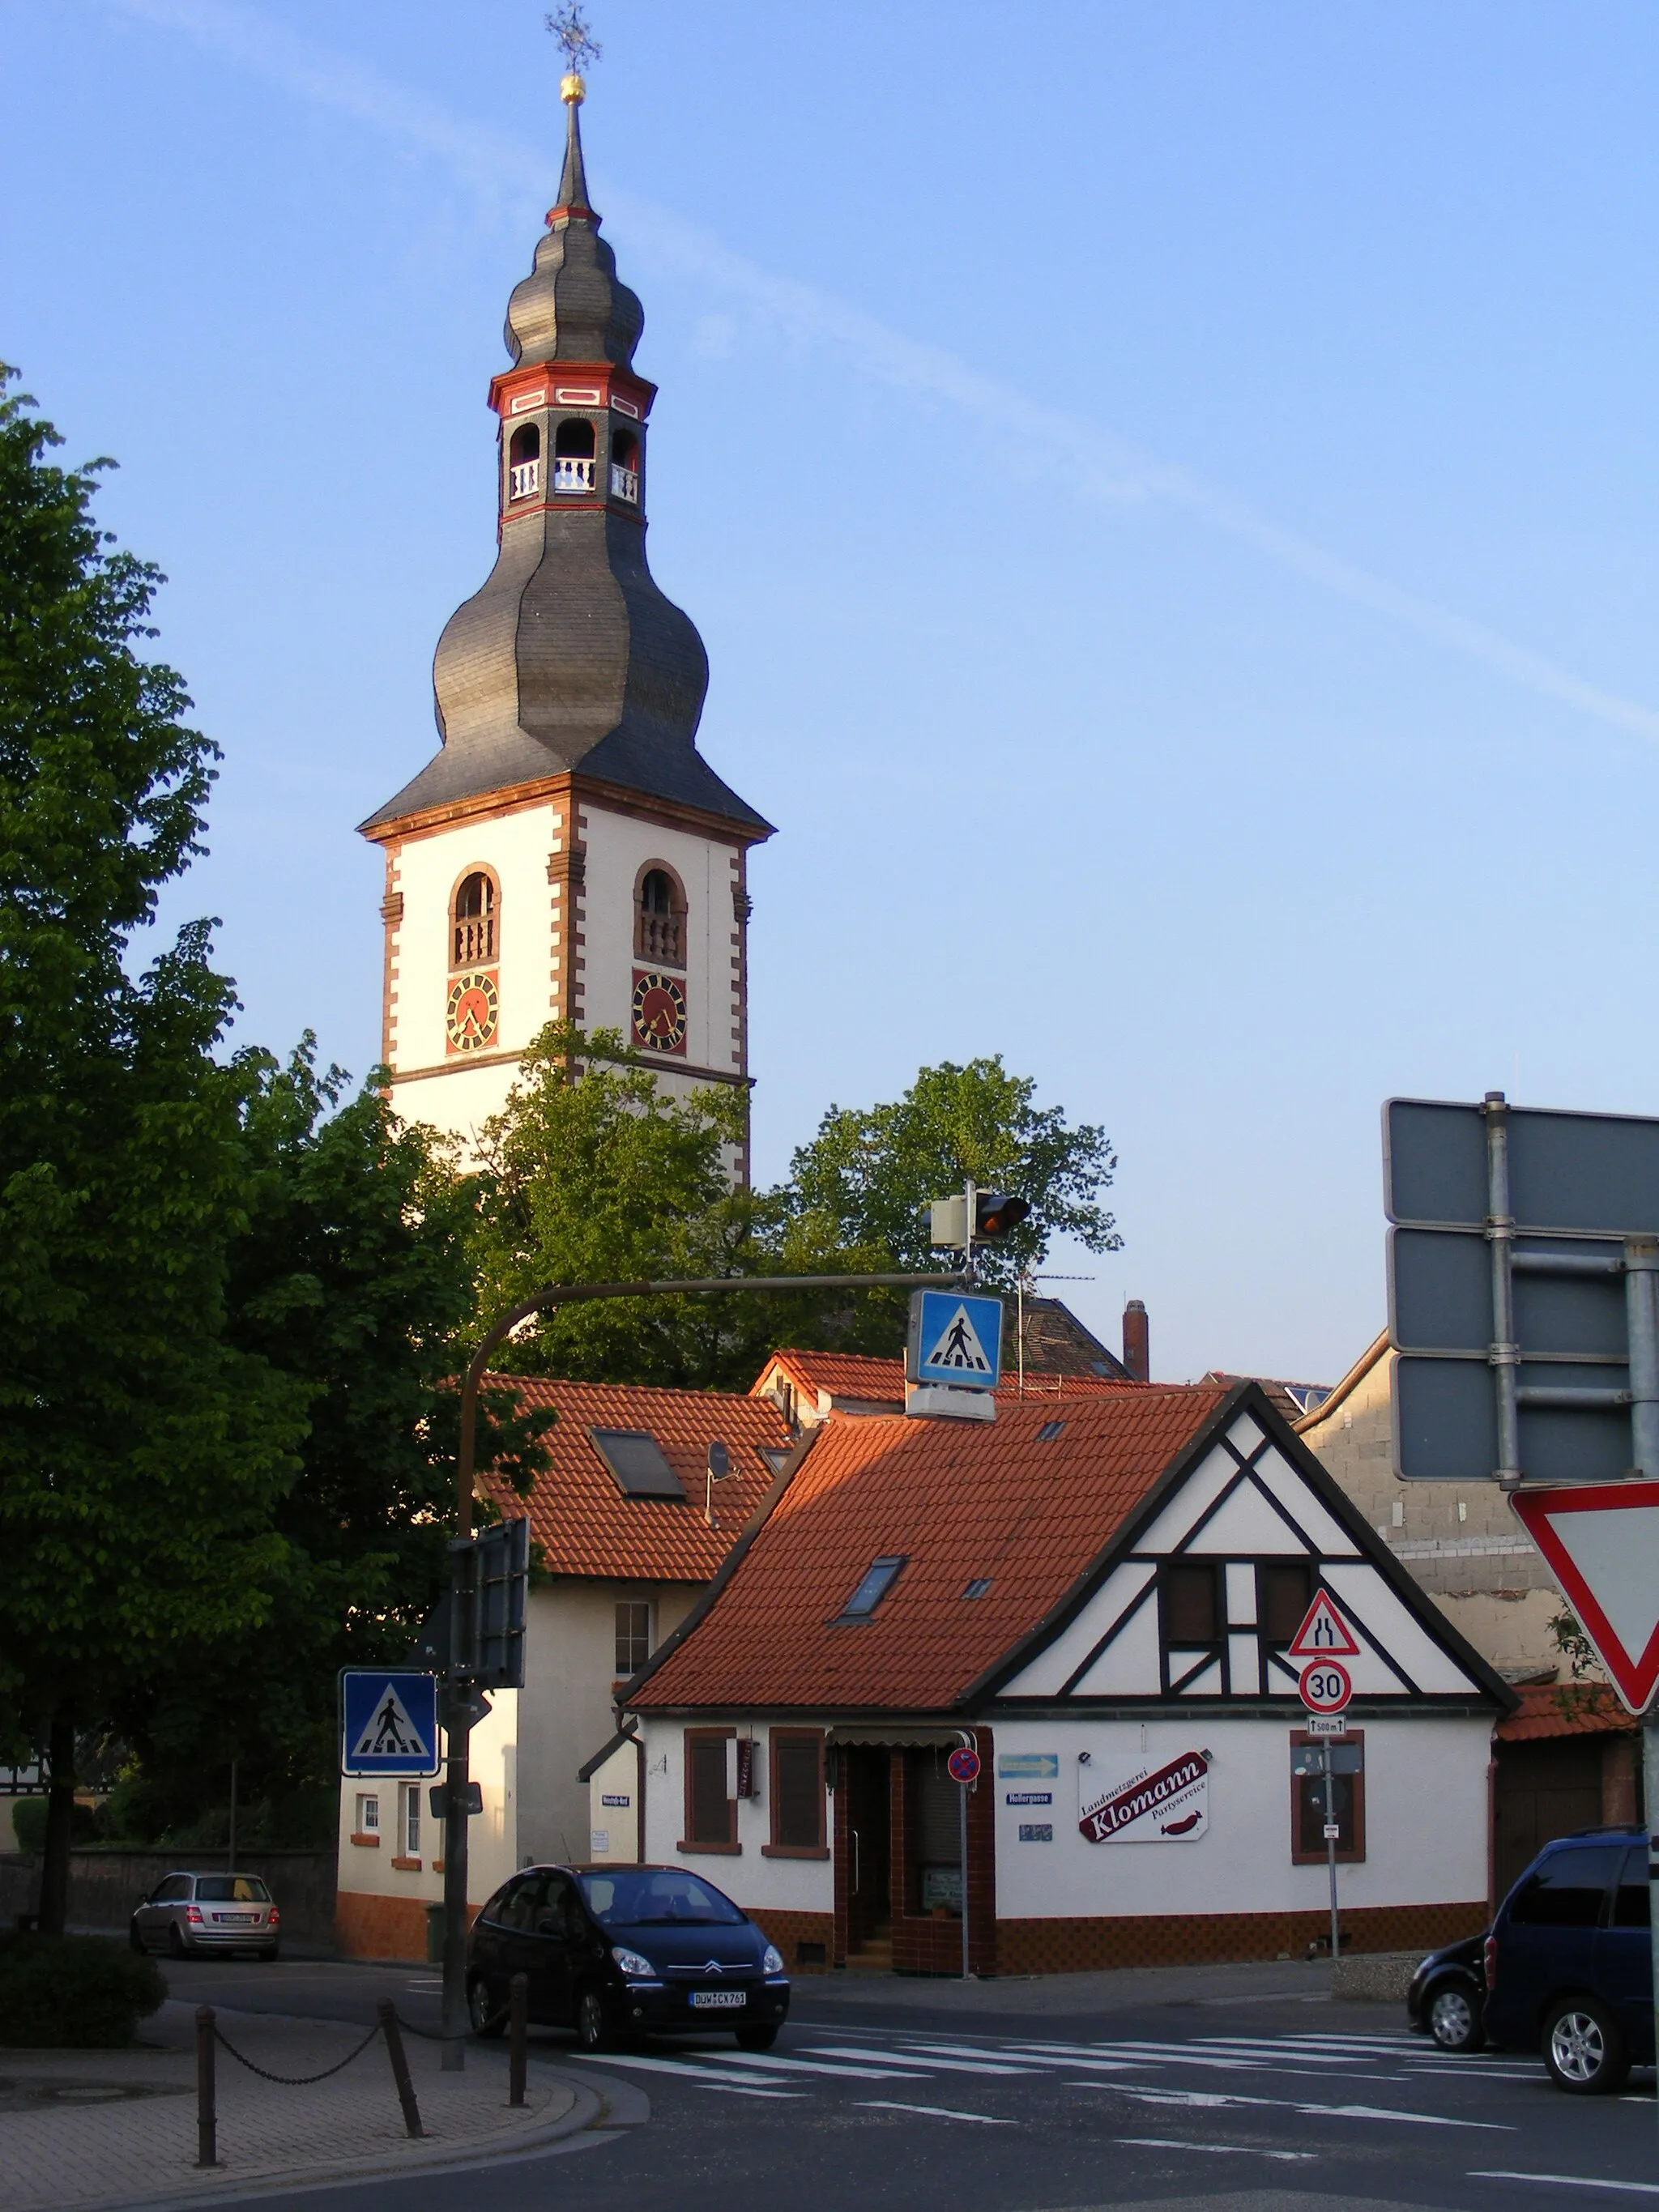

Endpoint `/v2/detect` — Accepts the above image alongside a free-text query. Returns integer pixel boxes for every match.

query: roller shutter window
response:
[685,1730,735,1847]
[772,1733,823,1851]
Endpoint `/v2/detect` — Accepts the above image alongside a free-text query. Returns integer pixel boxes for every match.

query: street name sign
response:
[1286,1592,1361,1662]
[1510,1482,1659,1715]
[906,1290,1004,1391]
[340,1670,441,1778]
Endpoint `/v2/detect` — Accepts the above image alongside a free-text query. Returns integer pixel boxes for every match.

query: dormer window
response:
[451,869,497,969]
[634,863,685,967]
[552,418,596,494]
[507,423,540,501]
[610,426,640,504]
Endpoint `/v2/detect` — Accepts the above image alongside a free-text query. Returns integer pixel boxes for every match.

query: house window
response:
[451,869,498,970]
[681,1728,737,1852]
[767,1731,826,1856]
[634,864,685,967]
[355,1793,379,1837]
[399,1783,421,1857]
[1290,1732,1366,1864]
[838,1555,907,1622]
[1161,1562,1219,1644]
[615,1600,652,1676]
[1259,1561,1313,1645]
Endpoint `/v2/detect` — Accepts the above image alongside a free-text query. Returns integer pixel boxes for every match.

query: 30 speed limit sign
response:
[1299,1659,1352,1715]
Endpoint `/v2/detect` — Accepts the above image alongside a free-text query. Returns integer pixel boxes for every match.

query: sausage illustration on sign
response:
[1078,1749,1210,1843]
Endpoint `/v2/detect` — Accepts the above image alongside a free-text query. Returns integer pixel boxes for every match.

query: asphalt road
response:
[163,1955,1659,2211]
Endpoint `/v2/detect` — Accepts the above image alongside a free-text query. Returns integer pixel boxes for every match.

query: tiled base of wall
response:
[740,1907,835,1974]
[994,1899,1487,1976]
[335,1890,478,1962]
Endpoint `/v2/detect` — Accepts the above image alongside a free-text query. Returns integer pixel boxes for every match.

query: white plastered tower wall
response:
[375,788,752,1169]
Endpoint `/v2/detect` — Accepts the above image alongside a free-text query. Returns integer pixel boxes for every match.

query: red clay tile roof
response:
[753,1348,1141,1408]
[477,1375,793,1583]
[1496,1684,1637,1741]
[631,1384,1232,1712]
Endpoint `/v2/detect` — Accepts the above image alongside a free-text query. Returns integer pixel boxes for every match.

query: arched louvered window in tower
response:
[451,869,499,970]
[610,425,640,504]
[634,863,685,967]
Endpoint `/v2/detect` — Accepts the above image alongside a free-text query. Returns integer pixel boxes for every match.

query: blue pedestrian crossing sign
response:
[339,1670,441,1778]
[906,1289,1004,1391]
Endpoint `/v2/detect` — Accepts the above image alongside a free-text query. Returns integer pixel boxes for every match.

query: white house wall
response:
[991,1715,1491,1922]
[638,1719,834,1919]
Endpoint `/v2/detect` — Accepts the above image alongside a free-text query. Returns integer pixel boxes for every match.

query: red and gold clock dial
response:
[446,969,500,1053]
[631,969,688,1054]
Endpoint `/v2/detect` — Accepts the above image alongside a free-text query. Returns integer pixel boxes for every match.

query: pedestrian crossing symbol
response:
[907,1289,1004,1392]
[339,1669,441,1777]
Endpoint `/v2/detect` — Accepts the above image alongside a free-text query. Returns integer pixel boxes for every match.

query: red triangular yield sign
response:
[1512,1481,1659,1715]
[1286,1590,1361,1661]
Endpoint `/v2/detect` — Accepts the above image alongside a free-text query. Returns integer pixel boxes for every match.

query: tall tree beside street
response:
[0,373,305,1924]
[782,1055,1121,1289]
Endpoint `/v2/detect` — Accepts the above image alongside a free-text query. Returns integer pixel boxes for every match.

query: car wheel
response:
[168,1924,189,1959]
[1543,1998,1629,2094]
[1427,1980,1485,2054]
[468,1975,505,2039]
[736,2024,778,2052]
[574,1985,617,2052]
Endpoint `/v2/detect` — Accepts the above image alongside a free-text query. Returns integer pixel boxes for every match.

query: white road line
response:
[687,2081,804,2099]
[564,2051,789,2089]
[857,2100,1015,2126]
[1086,2083,1513,2130]
[1115,2137,1316,2163]
[804,2044,1041,2077]
[1470,2174,1659,2197]
[692,2050,926,2080]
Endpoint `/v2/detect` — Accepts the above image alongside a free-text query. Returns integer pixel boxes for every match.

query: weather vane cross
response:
[548,5,603,84]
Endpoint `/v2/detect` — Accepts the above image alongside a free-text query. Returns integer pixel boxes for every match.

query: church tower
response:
[359,71,772,1166]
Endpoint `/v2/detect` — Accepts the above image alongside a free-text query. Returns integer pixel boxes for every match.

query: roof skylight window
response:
[837,1554,907,1621]
[1036,1419,1065,1442]
[587,1427,686,1500]
[962,1578,993,1600]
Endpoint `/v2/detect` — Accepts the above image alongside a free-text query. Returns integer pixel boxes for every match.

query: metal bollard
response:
[195,2005,218,2167]
[509,1972,527,2108]
[377,1999,424,2139]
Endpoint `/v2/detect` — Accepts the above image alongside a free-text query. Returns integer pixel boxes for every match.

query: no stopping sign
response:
[947,1744,981,1784]
[1299,1660,1352,1715]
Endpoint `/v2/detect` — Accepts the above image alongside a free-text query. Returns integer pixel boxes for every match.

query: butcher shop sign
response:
[1077,1749,1210,1843]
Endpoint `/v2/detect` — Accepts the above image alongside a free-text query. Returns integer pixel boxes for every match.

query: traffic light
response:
[927,1187,1031,1247]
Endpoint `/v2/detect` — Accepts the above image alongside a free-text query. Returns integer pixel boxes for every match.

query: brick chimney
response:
[1123,1299,1149,1383]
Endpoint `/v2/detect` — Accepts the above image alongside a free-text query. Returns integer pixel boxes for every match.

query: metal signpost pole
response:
[959,1778,970,1983]
[1623,1235,1659,2138]
[1324,1741,1341,1967]
[439,1269,968,2069]
[1482,1093,1523,1491]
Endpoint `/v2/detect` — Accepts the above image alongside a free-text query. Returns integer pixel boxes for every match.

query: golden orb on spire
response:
[561,70,586,104]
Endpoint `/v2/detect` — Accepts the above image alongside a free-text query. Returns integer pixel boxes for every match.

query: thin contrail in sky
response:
[110,0,1659,745]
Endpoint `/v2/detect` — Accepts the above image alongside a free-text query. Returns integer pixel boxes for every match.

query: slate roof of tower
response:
[361,94,771,837]
[627,1385,1232,1711]
[475,1375,793,1582]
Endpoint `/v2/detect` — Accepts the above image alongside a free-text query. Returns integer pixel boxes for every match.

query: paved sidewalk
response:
[0,2000,586,2211]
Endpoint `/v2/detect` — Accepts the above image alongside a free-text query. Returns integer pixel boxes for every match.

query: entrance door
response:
[842,1746,891,1954]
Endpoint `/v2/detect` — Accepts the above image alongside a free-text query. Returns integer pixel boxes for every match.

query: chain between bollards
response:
[195,2005,217,2167]
[376,1999,424,2139]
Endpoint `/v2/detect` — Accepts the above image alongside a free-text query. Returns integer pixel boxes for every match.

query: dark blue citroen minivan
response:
[1483,1827,1651,2093]
[467,1862,790,2053]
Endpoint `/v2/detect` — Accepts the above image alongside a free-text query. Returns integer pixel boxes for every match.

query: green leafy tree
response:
[781,1055,1121,1289]
[0,372,307,1924]
[104,1042,557,1843]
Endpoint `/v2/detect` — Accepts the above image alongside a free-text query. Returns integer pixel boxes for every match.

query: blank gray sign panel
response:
[1385,1099,1659,1234]
[1390,1230,1629,1358]
[1394,1355,1631,1484]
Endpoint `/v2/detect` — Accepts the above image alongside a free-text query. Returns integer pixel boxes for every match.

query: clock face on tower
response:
[632,969,688,1055]
[446,970,500,1053]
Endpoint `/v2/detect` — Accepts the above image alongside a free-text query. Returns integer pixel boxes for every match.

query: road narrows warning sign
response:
[1286,1591,1362,1662]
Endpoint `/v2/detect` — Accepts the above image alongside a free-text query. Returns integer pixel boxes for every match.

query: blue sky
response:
[4,1,1657,1386]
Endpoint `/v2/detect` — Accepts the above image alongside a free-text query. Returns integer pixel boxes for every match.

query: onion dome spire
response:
[359,49,769,838]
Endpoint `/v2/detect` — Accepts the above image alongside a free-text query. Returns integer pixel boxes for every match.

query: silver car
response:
[129,1871,280,1959]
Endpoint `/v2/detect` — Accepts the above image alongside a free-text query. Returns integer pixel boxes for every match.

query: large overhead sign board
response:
[1384,1096,1659,1485]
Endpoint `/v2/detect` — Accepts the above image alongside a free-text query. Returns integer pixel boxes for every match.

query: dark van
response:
[1483,1826,1651,2092]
